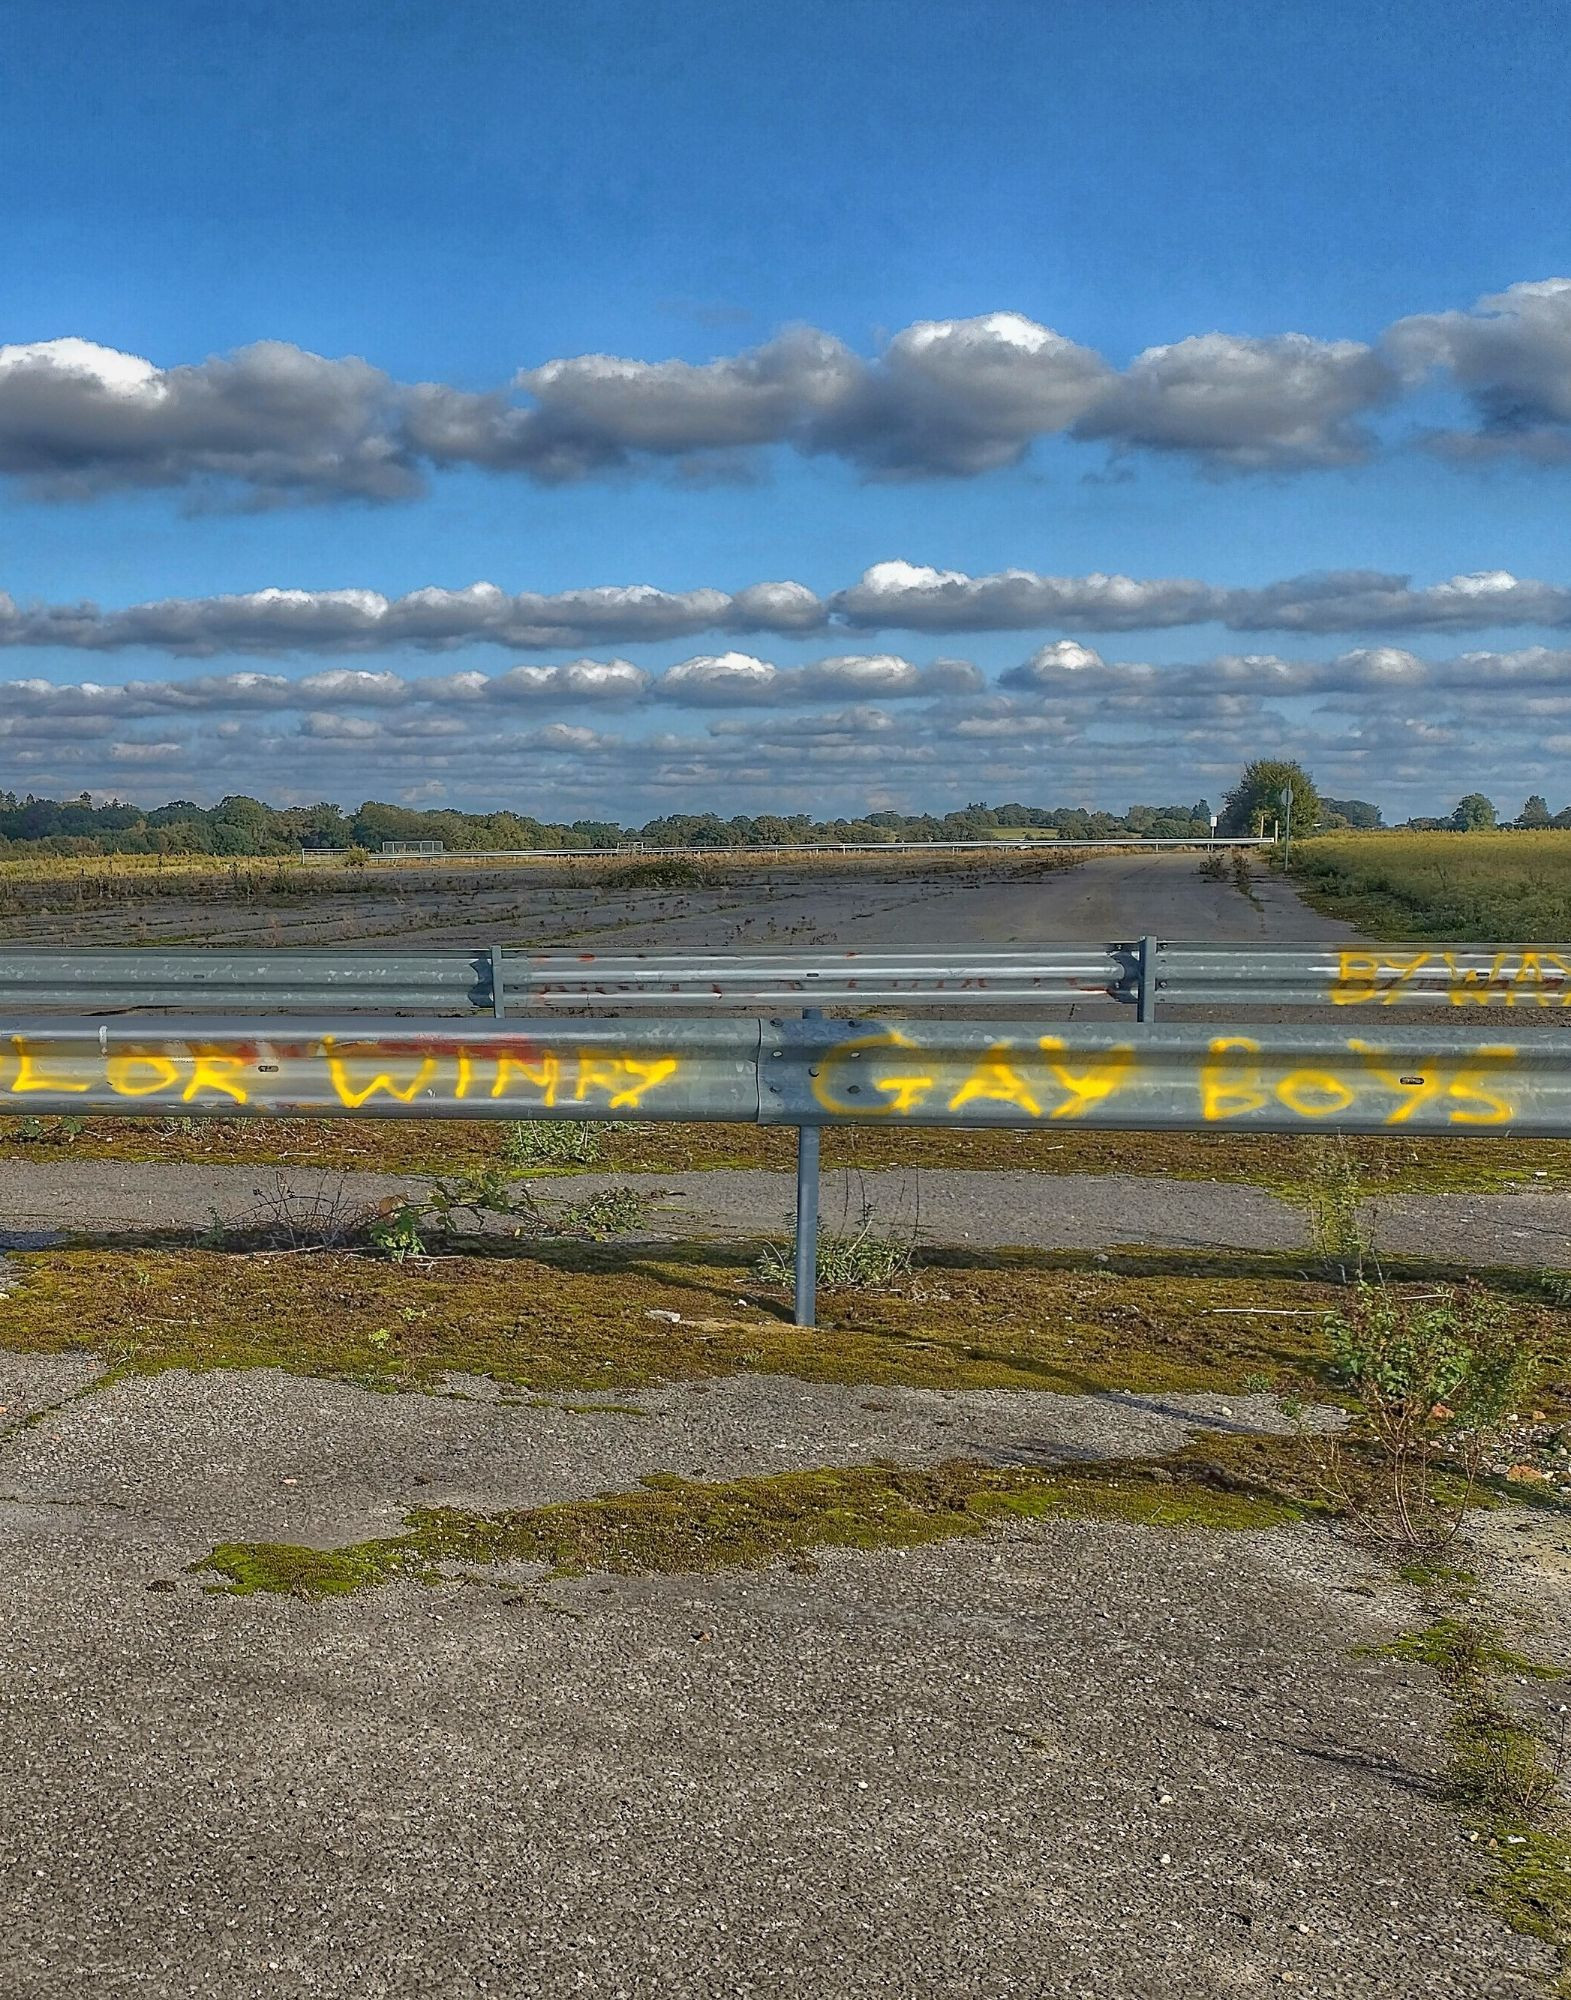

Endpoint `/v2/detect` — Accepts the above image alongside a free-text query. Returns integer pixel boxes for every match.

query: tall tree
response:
[1451,793,1498,831]
[1219,761,1320,837]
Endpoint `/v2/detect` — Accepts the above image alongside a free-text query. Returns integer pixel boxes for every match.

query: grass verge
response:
[3,1111,1569,1195]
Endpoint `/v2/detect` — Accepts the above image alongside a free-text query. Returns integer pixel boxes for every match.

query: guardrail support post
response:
[1137,935,1158,1024]
[794,1007,823,1327]
[489,944,507,1020]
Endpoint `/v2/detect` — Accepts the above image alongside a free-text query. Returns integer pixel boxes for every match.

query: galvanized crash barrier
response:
[2,960,1571,1320]
[5,940,1571,1016]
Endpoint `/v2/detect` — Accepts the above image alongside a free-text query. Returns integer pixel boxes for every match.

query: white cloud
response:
[24,285,1571,504]
[1074,332,1397,469]
[0,339,414,503]
[1387,279,1571,460]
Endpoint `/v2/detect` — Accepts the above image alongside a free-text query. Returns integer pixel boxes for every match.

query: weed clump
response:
[755,1226,913,1293]
[500,1121,613,1169]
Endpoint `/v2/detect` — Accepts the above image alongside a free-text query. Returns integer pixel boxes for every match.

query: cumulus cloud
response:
[27,283,1571,502]
[0,338,415,503]
[832,563,1571,636]
[1073,333,1397,470]
[11,562,1569,667]
[1387,279,1571,461]
[0,579,826,655]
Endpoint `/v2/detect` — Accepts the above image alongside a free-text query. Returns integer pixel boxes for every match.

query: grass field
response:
[1291,831,1571,941]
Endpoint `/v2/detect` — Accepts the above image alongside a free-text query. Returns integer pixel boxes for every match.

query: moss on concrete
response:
[0,1242,1369,1399]
[3,1240,1567,1408]
[194,1447,1304,1601]
[1382,1611,1571,1987]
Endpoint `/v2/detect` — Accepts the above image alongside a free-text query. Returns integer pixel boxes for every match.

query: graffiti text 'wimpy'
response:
[0,1035,684,1112]
[1331,949,1571,1006]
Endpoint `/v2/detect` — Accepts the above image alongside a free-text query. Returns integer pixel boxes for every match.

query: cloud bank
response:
[6,635,1568,829]
[6,564,1571,659]
[6,279,1571,502]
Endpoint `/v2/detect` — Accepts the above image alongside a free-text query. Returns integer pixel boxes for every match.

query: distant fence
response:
[300,836,1269,862]
[3,938,1569,1322]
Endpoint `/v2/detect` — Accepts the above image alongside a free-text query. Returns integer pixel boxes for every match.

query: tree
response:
[1451,793,1497,831]
[1219,761,1321,837]
[1518,795,1553,829]
[1322,796,1383,830]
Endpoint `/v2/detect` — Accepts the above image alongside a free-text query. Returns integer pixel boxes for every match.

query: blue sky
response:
[4,0,1571,820]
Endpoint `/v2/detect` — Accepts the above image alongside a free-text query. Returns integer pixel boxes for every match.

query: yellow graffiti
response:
[1037,1038,1136,1118]
[491,1053,560,1105]
[1200,1035,1518,1126]
[183,1050,251,1104]
[573,1055,679,1109]
[1347,1040,1515,1126]
[1332,948,1571,1008]
[11,1035,90,1094]
[105,1052,181,1097]
[948,1048,1043,1118]
[811,1030,926,1118]
[323,1039,441,1109]
[813,1030,1137,1122]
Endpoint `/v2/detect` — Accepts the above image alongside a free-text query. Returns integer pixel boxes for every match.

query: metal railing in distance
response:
[6,941,1571,1018]
[0,947,1136,1015]
[0,950,492,1015]
[510,947,1132,1009]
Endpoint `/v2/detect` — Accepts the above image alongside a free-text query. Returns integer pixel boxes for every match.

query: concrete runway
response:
[1,853,1560,1998]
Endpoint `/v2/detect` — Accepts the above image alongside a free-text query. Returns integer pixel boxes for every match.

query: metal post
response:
[1281,786,1293,868]
[1137,935,1158,1024]
[794,1007,823,1327]
[489,943,507,1020]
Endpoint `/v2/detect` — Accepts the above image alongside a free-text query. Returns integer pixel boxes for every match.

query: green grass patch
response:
[1381,1611,1571,1984]
[1291,830,1571,942]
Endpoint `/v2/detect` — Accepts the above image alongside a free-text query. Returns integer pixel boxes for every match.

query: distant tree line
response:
[0,792,1225,859]
[0,780,1562,859]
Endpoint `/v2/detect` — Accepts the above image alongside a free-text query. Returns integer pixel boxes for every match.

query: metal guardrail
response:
[0,1005,1564,1321]
[5,938,1571,1324]
[5,941,1571,1016]
[0,1013,1549,1131]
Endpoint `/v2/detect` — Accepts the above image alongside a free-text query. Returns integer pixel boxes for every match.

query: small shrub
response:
[555,1186,650,1238]
[603,857,714,890]
[1197,852,1228,882]
[1324,1280,1539,1548]
[344,846,370,870]
[365,1203,427,1262]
